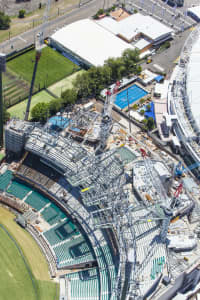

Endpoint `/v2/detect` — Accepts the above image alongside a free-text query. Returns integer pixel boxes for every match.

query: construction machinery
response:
[24,0,51,121]
[175,161,200,177]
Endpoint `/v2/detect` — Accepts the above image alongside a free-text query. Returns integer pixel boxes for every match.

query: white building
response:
[97,13,174,49]
[50,19,134,67]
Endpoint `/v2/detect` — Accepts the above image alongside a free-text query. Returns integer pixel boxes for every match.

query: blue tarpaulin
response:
[145,102,155,121]
[154,75,164,83]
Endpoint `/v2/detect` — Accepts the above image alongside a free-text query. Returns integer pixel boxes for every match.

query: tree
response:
[132,103,138,111]
[48,98,62,115]
[140,109,145,116]
[31,102,49,123]
[97,8,104,15]
[139,98,145,105]
[61,88,77,106]
[122,48,141,75]
[0,12,11,29]
[18,9,26,18]
[146,104,151,112]
[73,72,92,98]
[146,117,154,130]
[104,57,125,81]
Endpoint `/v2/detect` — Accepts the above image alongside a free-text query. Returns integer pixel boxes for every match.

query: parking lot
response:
[141,28,191,74]
[125,0,195,32]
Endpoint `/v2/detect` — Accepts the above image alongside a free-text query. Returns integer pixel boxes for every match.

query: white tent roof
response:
[188,6,200,19]
[51,19,134,67]
[130,110,144,122]
[187,35,200,128]
[154,80,169,99]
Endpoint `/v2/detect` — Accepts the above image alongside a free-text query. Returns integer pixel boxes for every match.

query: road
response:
[0,0,115,54]
[125,0,195,33]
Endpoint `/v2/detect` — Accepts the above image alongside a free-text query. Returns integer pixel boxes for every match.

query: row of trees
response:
[31,48,142,122]
[73,49,141,99]
[31,88,77,122]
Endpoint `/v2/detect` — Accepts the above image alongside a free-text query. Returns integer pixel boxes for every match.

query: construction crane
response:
[175,161,200,177]
[95,81,120,153]
[140,148,173,243]
[24,0,51,121]
[0,53,6,148]
[171,183,183,208]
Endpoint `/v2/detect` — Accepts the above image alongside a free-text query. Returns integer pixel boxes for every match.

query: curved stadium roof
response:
[187,35,200,128]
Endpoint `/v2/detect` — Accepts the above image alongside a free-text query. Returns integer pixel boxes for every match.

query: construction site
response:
[1,1,200,300]
[1,75,200,300]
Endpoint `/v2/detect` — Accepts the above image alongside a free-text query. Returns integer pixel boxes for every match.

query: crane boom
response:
[24,0,52,121]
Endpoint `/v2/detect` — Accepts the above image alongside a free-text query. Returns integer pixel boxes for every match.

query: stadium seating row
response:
[53,236,95,268]
[0,170,13,191]
[6,181,32,200]
[43,219,80,246]
[65,268,100,299]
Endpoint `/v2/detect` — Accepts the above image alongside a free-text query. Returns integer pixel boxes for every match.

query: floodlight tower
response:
[24,0,51,121]
[0,53,6,148]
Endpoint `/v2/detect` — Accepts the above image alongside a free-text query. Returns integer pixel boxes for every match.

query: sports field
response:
[8,90,56,120]
[48,69,85,97]
[0,207,58,300]
[7,46,79,88]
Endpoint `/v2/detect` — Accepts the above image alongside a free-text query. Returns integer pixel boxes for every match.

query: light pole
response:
[127,87,131,133]
[0,53,6,148]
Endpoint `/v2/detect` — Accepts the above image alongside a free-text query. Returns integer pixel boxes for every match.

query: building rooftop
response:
[51,19,134,67]
[97,13,173,43]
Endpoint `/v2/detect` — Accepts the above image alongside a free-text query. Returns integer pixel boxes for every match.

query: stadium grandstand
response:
[168,24,200,178]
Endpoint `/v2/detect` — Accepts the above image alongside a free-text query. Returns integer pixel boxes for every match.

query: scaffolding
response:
[25,127,87,174]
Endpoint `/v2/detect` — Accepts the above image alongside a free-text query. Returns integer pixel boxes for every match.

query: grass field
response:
[0,153,5,160]
[48,69,85,97]
[0,207,58,300]
[7,46,79,88]
[8,90,56,120]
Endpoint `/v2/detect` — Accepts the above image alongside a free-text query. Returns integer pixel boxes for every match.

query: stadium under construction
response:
[1,81,200,300]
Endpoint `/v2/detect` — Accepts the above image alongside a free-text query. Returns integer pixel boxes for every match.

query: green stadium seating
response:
[41,203,66,225]
[53,236,95,268]
[0,170,13,191]
[43,219,80,246]
[65,268,100,299]
[150,256,165,280]
[25,191,50,211]
[6,181,32,200]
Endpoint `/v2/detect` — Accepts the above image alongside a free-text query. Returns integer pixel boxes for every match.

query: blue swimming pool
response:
[114,84,148,109]
[48,116,70,129]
